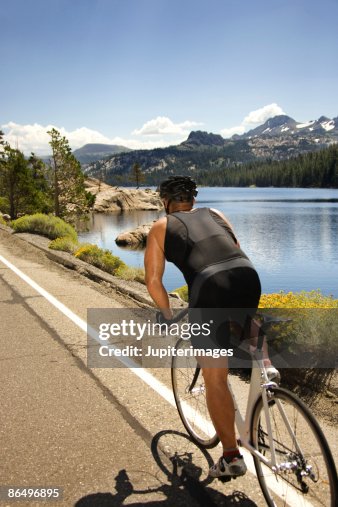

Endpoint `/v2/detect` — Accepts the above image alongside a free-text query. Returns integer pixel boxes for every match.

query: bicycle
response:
[169,308,338,507]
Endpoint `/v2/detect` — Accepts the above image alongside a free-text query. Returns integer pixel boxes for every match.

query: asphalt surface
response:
[0,229,336,507]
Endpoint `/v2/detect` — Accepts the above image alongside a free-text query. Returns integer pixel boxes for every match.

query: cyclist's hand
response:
[155,311,174,325]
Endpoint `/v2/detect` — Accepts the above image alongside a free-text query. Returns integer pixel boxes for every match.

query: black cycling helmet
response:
[159,176,198,202]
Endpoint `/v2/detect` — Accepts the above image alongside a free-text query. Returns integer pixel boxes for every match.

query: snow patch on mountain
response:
[321,120,335,131]
[296,120,315,129]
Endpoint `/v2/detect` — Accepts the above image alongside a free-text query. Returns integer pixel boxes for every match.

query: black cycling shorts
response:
[188,266,261,352]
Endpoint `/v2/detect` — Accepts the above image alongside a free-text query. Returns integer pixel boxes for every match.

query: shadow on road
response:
[74,430,258,507]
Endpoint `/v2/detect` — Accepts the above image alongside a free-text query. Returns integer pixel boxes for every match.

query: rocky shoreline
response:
[85,177,163,212]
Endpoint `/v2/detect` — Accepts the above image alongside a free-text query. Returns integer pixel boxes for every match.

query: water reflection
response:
[78,189,338,297]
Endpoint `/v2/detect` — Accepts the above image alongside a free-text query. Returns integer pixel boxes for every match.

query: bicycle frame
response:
[229,349,283,469]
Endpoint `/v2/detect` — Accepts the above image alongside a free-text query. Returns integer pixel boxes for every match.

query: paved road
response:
[0,229,335,506]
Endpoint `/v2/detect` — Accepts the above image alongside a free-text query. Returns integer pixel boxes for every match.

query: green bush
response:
[49,237,79,254]
[11,214,77,241]
[260,290,338,308]
[115,265,146,284]
[172,285,188,301]
[74,244,126,275]
[0,215,6,226]
[174,285,338,308]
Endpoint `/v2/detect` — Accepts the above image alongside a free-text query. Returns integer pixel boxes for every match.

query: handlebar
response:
[155,307,189,325]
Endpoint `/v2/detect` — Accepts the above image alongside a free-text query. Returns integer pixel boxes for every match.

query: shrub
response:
[74,244,126,275]
[49,237,79,254]
[259,290,338,308]
[172,285,189,301]
[0,215,6,226]
[115,265,146,284]
[11,213,77,241]
[173,286,338,308]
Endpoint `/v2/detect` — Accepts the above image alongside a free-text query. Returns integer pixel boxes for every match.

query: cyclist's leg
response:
[200,363,236,450]
[202,363,247,478]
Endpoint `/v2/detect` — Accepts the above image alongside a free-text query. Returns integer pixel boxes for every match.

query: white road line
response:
[0,253,176,406]
[0,253,314,506]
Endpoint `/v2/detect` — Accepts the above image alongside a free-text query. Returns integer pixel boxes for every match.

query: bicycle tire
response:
[250,386,338,507]
[171,339,219,448]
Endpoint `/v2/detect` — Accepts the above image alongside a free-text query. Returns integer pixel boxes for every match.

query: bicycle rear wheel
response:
[171,339,219,448]
[251,386,337,507]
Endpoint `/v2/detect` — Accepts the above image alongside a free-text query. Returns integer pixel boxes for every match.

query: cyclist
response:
[144,175,277,478]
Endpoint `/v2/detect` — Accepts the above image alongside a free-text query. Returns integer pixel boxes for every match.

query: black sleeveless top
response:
[164,208,254,289]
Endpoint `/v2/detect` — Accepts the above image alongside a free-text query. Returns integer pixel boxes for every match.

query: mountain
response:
[72,143,132,164]
[234,115,297,139]
[83,115,338,185]
[230,114,338,160]
[182,130,225,147]
[236,114,338,140]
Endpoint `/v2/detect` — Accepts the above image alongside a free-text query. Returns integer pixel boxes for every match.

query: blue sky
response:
[1,0,337,154]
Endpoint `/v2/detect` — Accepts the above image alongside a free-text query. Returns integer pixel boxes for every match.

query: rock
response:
[183,130,225,147]
[85,177,163,212]
[0,213,11,222]
[115,221,155,247]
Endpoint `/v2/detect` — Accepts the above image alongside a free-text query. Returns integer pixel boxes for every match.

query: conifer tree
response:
[0,145,35,218]
[130,162,145,188]
[47,128,92,218]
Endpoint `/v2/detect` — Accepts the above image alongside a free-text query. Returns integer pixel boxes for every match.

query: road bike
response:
[170,309,338,507]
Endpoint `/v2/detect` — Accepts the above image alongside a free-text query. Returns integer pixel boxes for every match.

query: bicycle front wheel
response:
[171,339,219,448]
[251,386,337,507]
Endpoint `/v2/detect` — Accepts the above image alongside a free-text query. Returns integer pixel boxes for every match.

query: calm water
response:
[78,188,338,297]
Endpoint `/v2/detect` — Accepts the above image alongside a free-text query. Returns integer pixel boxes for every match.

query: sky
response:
[1,0,338,155]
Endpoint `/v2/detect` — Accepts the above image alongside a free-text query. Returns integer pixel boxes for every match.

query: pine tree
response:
[130,162,145,188]
[0,145,35,218]
[28,153,53,213]
[47,128,92,218]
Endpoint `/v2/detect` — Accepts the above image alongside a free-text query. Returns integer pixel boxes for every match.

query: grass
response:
[11,213,77,241]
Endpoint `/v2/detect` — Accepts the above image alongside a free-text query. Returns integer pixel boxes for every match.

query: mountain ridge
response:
[73,143,132,164]
[82,114,338,185]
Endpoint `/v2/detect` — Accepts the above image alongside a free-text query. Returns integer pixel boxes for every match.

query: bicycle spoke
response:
[251,387,337,507]
[171,339,219,448]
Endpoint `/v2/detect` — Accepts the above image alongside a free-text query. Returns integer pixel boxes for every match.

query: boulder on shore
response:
[115,221,155,247]
[0,213,11,222]
[85,177,163,212]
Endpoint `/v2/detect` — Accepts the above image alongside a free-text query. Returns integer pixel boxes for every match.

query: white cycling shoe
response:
[209,455,247,478]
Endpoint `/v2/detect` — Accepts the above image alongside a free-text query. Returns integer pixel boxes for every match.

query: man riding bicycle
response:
[144,175,278,478]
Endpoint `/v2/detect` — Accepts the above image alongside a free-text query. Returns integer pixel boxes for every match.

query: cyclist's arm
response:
[144,219,173,320]
[210,208,240,247]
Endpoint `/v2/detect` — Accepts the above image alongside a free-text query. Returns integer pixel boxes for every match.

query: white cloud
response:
[219,125,246,138]
[243,103,284,125]
[220,103,285,138]
[2,122,112,155]
[1,121,189,156]
[132,116,203,136]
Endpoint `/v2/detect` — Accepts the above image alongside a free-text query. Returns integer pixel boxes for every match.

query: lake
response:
[78,187,338,297]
